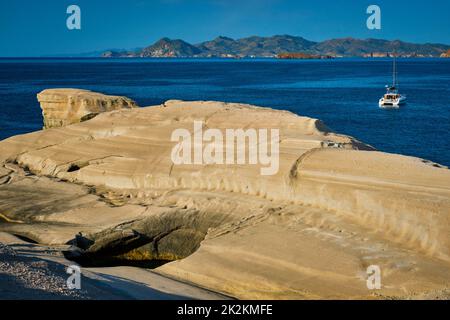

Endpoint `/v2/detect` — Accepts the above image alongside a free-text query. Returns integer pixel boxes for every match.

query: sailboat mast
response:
[392,52,397,87]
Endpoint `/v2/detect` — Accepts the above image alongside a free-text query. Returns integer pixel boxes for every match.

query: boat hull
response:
[379,96,407,108]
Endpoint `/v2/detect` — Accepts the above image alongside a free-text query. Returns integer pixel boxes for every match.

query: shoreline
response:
[0,94,449,299]
[1,56,450,60]
[0,232,231,300]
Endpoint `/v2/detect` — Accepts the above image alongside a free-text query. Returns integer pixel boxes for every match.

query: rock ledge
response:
[37,89,138,129]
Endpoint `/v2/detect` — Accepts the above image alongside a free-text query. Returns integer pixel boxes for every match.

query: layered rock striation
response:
[37,89,138,129]
[0,90,449,299]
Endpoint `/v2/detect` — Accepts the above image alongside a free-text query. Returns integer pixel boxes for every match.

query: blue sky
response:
[1,0,449,56]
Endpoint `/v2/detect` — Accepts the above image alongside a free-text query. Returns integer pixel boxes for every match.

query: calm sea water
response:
[0,58,449,166]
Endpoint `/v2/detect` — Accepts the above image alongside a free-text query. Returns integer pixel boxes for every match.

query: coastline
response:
[2,58,450,167]
[1,56,449,60]
[0,92,449,299]
[2,0,450,304]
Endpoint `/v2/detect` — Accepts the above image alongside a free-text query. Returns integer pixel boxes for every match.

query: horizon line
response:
[2,34,449,58]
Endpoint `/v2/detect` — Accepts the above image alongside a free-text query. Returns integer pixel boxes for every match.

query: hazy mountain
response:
[102,35,450,58]
[45,49,128,58]
[50,48,143,58]
[102,50,137,58]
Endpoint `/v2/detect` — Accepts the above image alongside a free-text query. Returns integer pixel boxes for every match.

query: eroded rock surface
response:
[37,89,138,129]
[0,95,449,299]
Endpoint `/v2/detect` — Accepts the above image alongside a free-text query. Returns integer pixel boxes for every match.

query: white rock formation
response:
[37,89,138,129]
[0,93,449,299]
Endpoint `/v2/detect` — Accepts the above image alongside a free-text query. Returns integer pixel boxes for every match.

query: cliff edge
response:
[0,90,449,299]
[37,89,138,129]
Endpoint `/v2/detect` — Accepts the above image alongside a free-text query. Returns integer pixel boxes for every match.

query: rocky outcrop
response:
[140,38,202,57]
[37,89,138,129]
[0,93,449,299]
[441,49,450,58]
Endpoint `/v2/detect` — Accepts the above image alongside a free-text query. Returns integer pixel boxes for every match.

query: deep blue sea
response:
[0,58,449,166]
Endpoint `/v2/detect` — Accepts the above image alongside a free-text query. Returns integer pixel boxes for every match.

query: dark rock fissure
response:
[62,211,224,269]
[63,226,202,268]
[67,164,81,172]
[0,162,232,270]
[12,234,39,244]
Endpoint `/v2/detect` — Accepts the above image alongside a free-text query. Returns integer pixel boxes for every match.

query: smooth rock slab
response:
[1,95,449,299]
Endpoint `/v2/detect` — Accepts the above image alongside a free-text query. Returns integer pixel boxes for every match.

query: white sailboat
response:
[379,53,406,108]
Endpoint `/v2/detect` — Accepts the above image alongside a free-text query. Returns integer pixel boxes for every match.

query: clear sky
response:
[1,0,449,57]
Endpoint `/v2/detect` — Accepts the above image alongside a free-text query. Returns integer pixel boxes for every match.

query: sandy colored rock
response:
[0,96,449,299]
[37,89,138,129]
[0,233,228,300]
[440,49,450,58]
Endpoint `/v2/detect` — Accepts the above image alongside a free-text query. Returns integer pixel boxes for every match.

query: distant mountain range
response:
[101,35,450,58]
